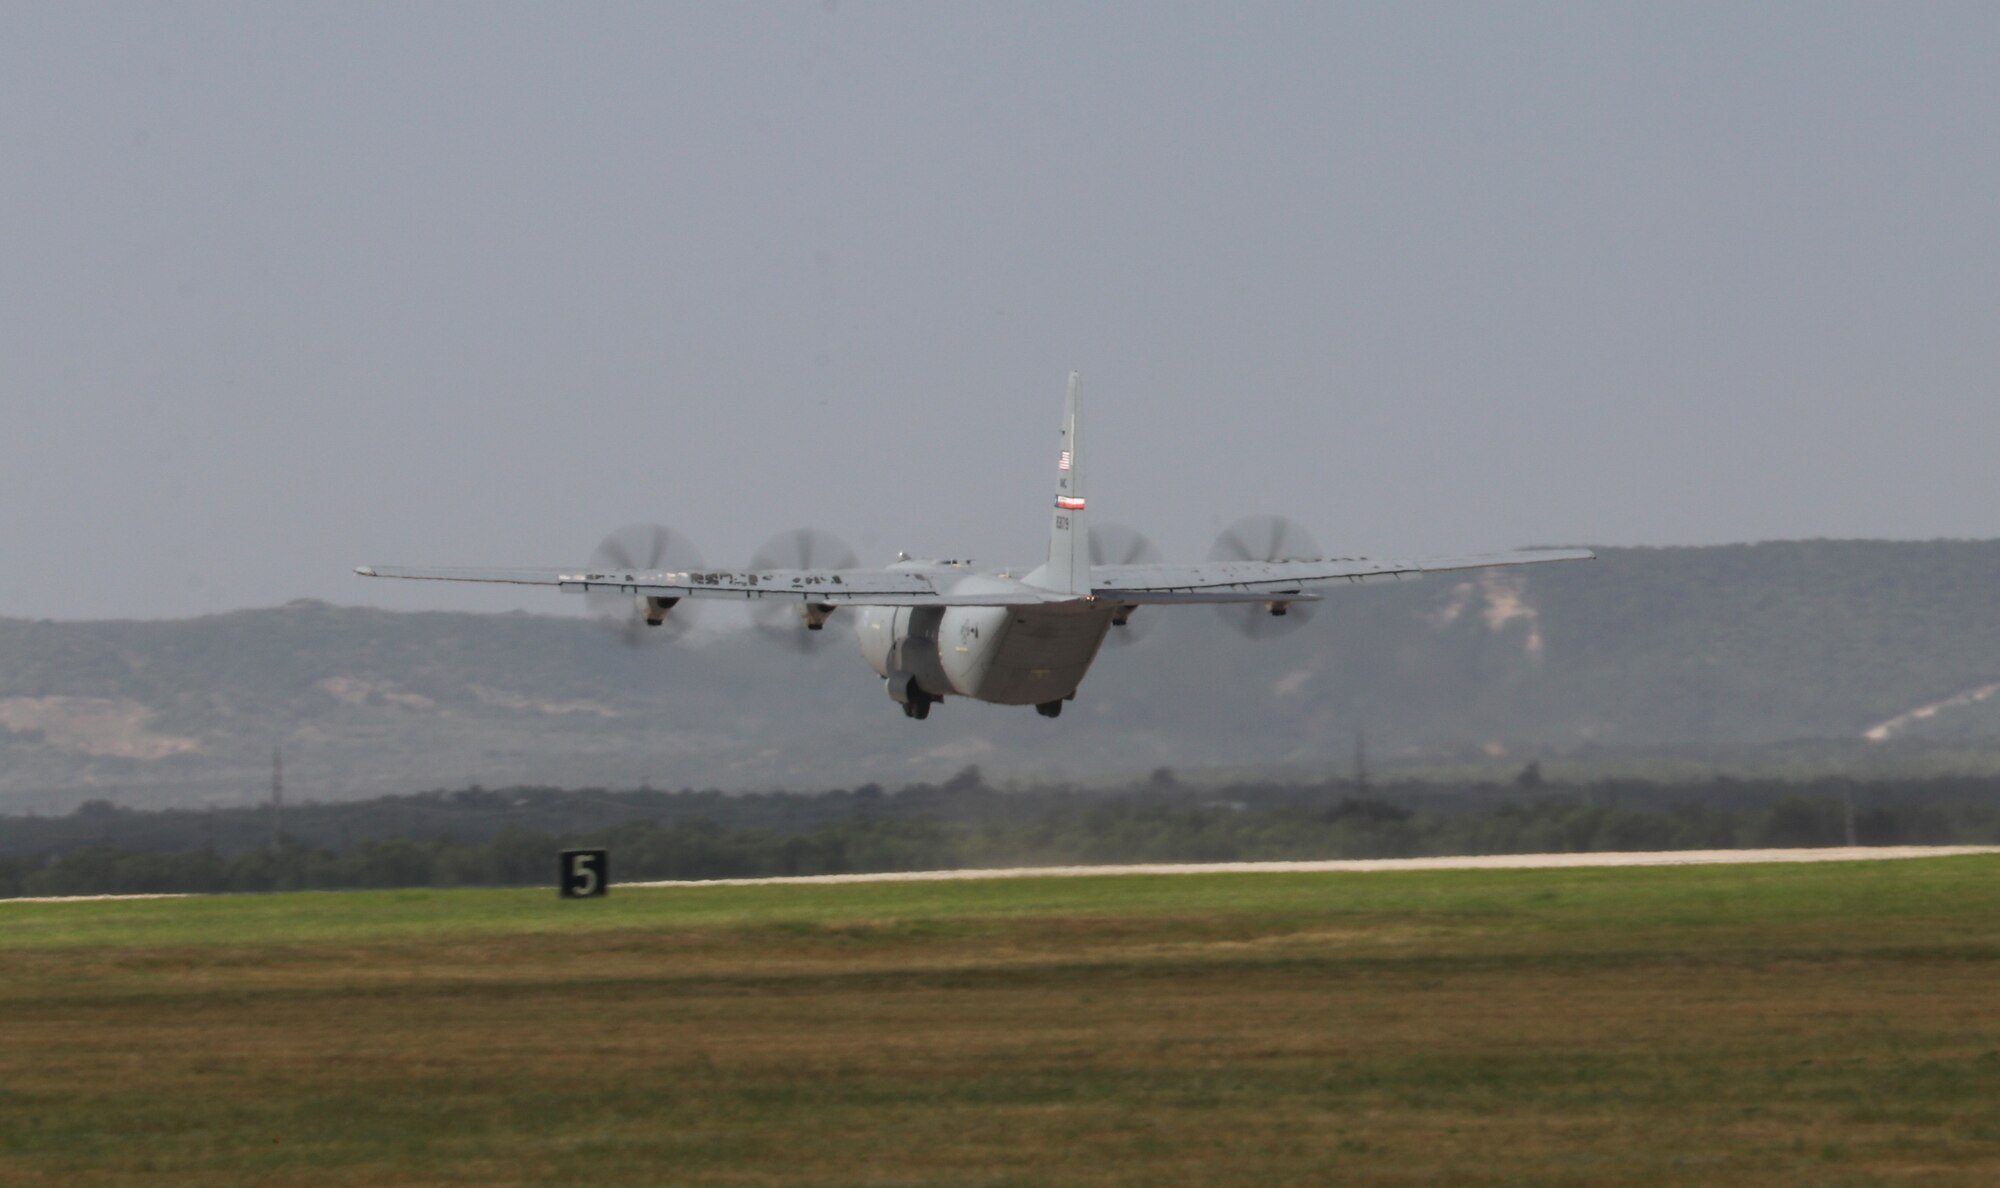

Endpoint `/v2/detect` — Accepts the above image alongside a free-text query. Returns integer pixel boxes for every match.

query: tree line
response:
[6,771,2000,897]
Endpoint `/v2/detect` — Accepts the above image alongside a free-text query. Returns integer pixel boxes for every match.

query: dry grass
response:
[4,861,2000,1184]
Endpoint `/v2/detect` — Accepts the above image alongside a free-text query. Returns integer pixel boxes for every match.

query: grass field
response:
[5,858,2000,1185]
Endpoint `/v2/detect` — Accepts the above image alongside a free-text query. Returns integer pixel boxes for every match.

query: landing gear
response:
[899,678,937,721]
[1035,699,1064,719]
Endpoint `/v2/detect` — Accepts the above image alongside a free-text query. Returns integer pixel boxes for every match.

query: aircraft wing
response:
[353,564,1071,607]
[1089,547,1595,604]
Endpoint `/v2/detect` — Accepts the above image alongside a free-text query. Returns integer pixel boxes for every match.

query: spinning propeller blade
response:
[1209,514,1323,638]
[585,523,703,645]
[1090,523,1161,645]
[748,527,859,652]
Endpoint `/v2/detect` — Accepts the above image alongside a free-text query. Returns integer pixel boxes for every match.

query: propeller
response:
[585,523,704,645]
[748,527,860,651]
[1209,514,1323,638]
[1089,523,1162,645]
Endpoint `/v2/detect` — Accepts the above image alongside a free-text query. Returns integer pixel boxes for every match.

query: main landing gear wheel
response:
[1035,699,1064,719]
[900,679,936,720]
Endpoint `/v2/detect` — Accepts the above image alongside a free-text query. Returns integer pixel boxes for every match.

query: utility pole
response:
[270,746,284,855]
[1352,727,1369,792]
[1842,780,1858,848]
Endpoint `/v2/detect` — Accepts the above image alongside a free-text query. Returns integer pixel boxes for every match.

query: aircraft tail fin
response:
[1033,372,1091,597]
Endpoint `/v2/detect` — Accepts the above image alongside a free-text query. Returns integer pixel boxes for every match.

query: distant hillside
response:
[6,539,2000,811]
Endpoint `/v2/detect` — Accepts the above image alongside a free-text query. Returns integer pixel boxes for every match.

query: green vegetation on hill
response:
[5,539,2000,809]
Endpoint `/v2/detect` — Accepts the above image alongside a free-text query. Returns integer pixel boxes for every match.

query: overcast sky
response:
[3,3,1996,622]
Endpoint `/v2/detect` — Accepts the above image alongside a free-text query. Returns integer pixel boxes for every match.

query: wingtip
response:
[354,566,377,577]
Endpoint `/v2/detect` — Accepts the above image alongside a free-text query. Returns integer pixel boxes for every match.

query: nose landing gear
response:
[1034,699,1064,719]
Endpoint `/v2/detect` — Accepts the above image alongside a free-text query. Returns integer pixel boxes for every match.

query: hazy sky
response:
[4,3,1996,621]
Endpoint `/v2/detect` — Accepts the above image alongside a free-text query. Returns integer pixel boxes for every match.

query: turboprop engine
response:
[748,528,858,652]
[584,523,703,644]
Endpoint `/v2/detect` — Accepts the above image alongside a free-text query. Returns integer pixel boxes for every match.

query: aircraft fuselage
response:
[854,596,1115,709]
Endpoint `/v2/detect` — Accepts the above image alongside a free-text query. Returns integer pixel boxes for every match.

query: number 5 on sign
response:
[559,849,608,898]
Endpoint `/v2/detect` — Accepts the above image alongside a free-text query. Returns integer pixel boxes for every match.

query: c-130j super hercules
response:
[358,375,1592,720]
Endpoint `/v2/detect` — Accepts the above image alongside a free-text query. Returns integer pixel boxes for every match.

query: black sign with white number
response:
[558,848,608,898]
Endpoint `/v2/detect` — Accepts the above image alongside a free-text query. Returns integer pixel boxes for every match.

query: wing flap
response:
[1091,548,1593,603]
[354,565,1064,607]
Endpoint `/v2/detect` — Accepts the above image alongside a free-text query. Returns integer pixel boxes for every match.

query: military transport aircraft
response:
[357,375,1591,719]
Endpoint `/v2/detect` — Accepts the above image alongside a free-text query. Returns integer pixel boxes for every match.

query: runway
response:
[622,844,2000,889]
[3,892,191,904]
[6,845,1995,903]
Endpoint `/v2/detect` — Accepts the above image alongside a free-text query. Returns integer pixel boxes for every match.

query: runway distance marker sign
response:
[558,849,608,899]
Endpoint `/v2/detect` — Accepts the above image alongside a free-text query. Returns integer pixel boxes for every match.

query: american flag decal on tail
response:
[1057,450,1072,472]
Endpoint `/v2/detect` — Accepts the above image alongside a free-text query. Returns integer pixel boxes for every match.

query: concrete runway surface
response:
[6,846,1995,902]
[624,845,2000,889]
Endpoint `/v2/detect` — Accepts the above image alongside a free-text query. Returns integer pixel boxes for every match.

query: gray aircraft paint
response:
[360,376,1589,716]
[1025,372,1090,599]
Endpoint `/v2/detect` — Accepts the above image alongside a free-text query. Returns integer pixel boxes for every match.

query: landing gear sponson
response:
[893,677,1066,721]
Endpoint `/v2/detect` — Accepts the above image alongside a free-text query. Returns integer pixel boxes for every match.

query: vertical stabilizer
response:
[1032,372,1091,596]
